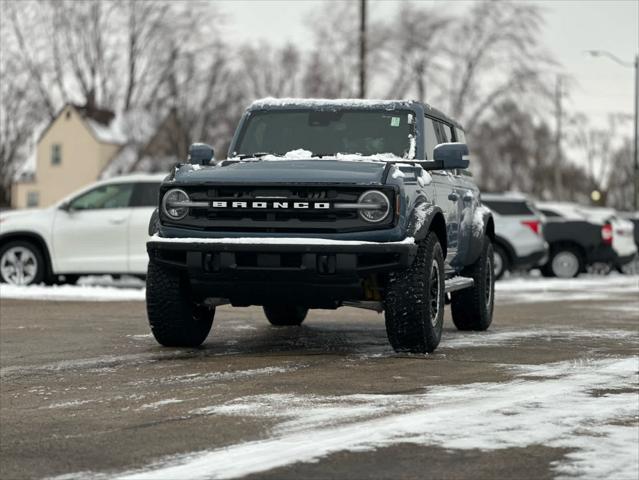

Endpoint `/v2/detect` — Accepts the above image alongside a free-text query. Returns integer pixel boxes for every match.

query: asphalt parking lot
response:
[1,276,638,480]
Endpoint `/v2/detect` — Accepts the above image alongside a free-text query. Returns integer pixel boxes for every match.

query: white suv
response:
[0,174,164,285]
[481,193,548,279]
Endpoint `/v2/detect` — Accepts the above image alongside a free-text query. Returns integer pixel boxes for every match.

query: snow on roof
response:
[536,202,587,220]
[250,97,415,109]
[482,192,530,201]
[84,116,127,145]
[96,172,167,185]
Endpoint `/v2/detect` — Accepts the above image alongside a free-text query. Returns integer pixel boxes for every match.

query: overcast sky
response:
[217,0,637,133]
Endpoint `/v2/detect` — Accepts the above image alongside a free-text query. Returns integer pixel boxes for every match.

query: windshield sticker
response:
[390,117,401,127]
[407,113,414,124]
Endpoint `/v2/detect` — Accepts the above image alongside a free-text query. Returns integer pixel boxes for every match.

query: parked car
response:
[481,193,548,279]
[619,211,639,274]
[536,202,637,278]
[146,98,496,354]
[0,174,164,285]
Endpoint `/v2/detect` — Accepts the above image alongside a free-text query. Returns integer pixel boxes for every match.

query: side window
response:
[540,209,561,218]
[456,128,467,144]
[69,183,134,210]
[440,124,453,143]
[423,117,438,160]
[51,144,62,166]
[130,183,161,207]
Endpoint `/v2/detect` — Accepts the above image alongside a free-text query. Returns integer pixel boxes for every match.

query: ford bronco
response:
[146,99,495,353]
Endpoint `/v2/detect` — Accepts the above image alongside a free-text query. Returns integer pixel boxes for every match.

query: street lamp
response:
[586,50,639,211]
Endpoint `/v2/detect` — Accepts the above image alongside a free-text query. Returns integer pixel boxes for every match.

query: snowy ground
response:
[1,273,637,303]
[1,274,638,479]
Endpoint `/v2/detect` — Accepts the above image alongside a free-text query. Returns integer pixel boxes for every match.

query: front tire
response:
[384,233,445,353]
[263,305,308,326]
[146,261,214,347]
[0,240,46,286]
[451,237,495,331]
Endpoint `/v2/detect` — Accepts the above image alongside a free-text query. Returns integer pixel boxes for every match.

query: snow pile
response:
[137,399,183,411]
[85,117,127,145]
[390,166,405,178]
[416,168,432,187]
[240,150,405,163]
[0,283,145,302]
[82,357,638,480]
[497,275,639,293]
[460,204,490,239]
[411,203,436,233]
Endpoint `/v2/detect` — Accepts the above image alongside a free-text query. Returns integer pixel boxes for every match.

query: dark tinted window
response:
[440,123,453,142]
[70,183,134,210]
[130,182,160,207]
[424,117,438,159]
[540,209,562,218]
[236,110,413,157]
[483,200,534,216]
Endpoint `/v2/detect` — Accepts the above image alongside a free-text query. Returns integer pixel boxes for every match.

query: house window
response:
[51,144,62,165]
[27,191,39,207]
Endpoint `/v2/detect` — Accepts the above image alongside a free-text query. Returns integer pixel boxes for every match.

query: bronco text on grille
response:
[160,186,396,233]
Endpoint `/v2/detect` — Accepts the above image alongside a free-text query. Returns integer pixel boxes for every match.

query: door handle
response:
[448,193,459,201]
[109,217,127,224]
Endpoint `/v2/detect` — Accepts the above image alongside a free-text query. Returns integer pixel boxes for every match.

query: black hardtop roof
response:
[247,98,463,130]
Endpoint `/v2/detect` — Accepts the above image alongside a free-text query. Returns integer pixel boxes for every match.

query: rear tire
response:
[0,240,46,286]
[146,261,214,347]
[263,305,308,326]
[544,246,583,278]
[384,232,445,353]
[451,237,495,331]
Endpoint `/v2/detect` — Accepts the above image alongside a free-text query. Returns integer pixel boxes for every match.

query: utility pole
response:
[359,0,367,98]
[633,54,638,210]
[586,50,638,210]
[554,74,563,200]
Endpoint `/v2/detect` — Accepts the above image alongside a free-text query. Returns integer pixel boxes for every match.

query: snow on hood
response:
[247,149,405,163]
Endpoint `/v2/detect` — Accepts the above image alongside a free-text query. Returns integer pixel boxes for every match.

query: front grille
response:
[163,185,395,233]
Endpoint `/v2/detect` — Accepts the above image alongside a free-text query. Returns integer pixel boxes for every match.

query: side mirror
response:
[59,201,71,212]
[433,143,469,170]
[188,143,214,166]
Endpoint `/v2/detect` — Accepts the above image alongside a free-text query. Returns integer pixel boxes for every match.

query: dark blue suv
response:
[146,99,495,353]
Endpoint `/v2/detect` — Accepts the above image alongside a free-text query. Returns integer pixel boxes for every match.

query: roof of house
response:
[37,103,127,146]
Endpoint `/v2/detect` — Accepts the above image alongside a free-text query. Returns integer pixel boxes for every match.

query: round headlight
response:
[162,189,189,220]
[358,190,390,223]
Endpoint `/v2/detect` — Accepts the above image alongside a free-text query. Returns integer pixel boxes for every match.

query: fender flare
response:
[451,205,495,268]
[407,203,447,257]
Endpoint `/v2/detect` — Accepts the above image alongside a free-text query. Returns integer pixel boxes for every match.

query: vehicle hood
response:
[171,160,388,185]
[0,207,55,235]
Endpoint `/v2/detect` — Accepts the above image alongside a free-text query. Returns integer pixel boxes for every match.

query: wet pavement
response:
[0,277,638,479]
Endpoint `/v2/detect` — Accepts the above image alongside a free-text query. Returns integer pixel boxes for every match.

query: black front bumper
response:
[147,238,417,307]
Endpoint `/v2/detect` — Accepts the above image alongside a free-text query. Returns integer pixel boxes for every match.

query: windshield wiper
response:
[236,152,271,159]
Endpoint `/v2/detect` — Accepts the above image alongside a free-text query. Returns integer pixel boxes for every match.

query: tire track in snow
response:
[60,357,638,480]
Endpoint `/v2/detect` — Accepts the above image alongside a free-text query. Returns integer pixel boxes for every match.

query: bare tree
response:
[606,139,635,210]
[444,1,554,134]
[381,2,451,101]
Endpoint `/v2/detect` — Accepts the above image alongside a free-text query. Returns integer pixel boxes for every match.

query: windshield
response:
[234,110,414,158]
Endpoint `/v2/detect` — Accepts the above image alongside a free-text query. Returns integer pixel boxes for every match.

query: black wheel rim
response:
[430,260,441,326]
